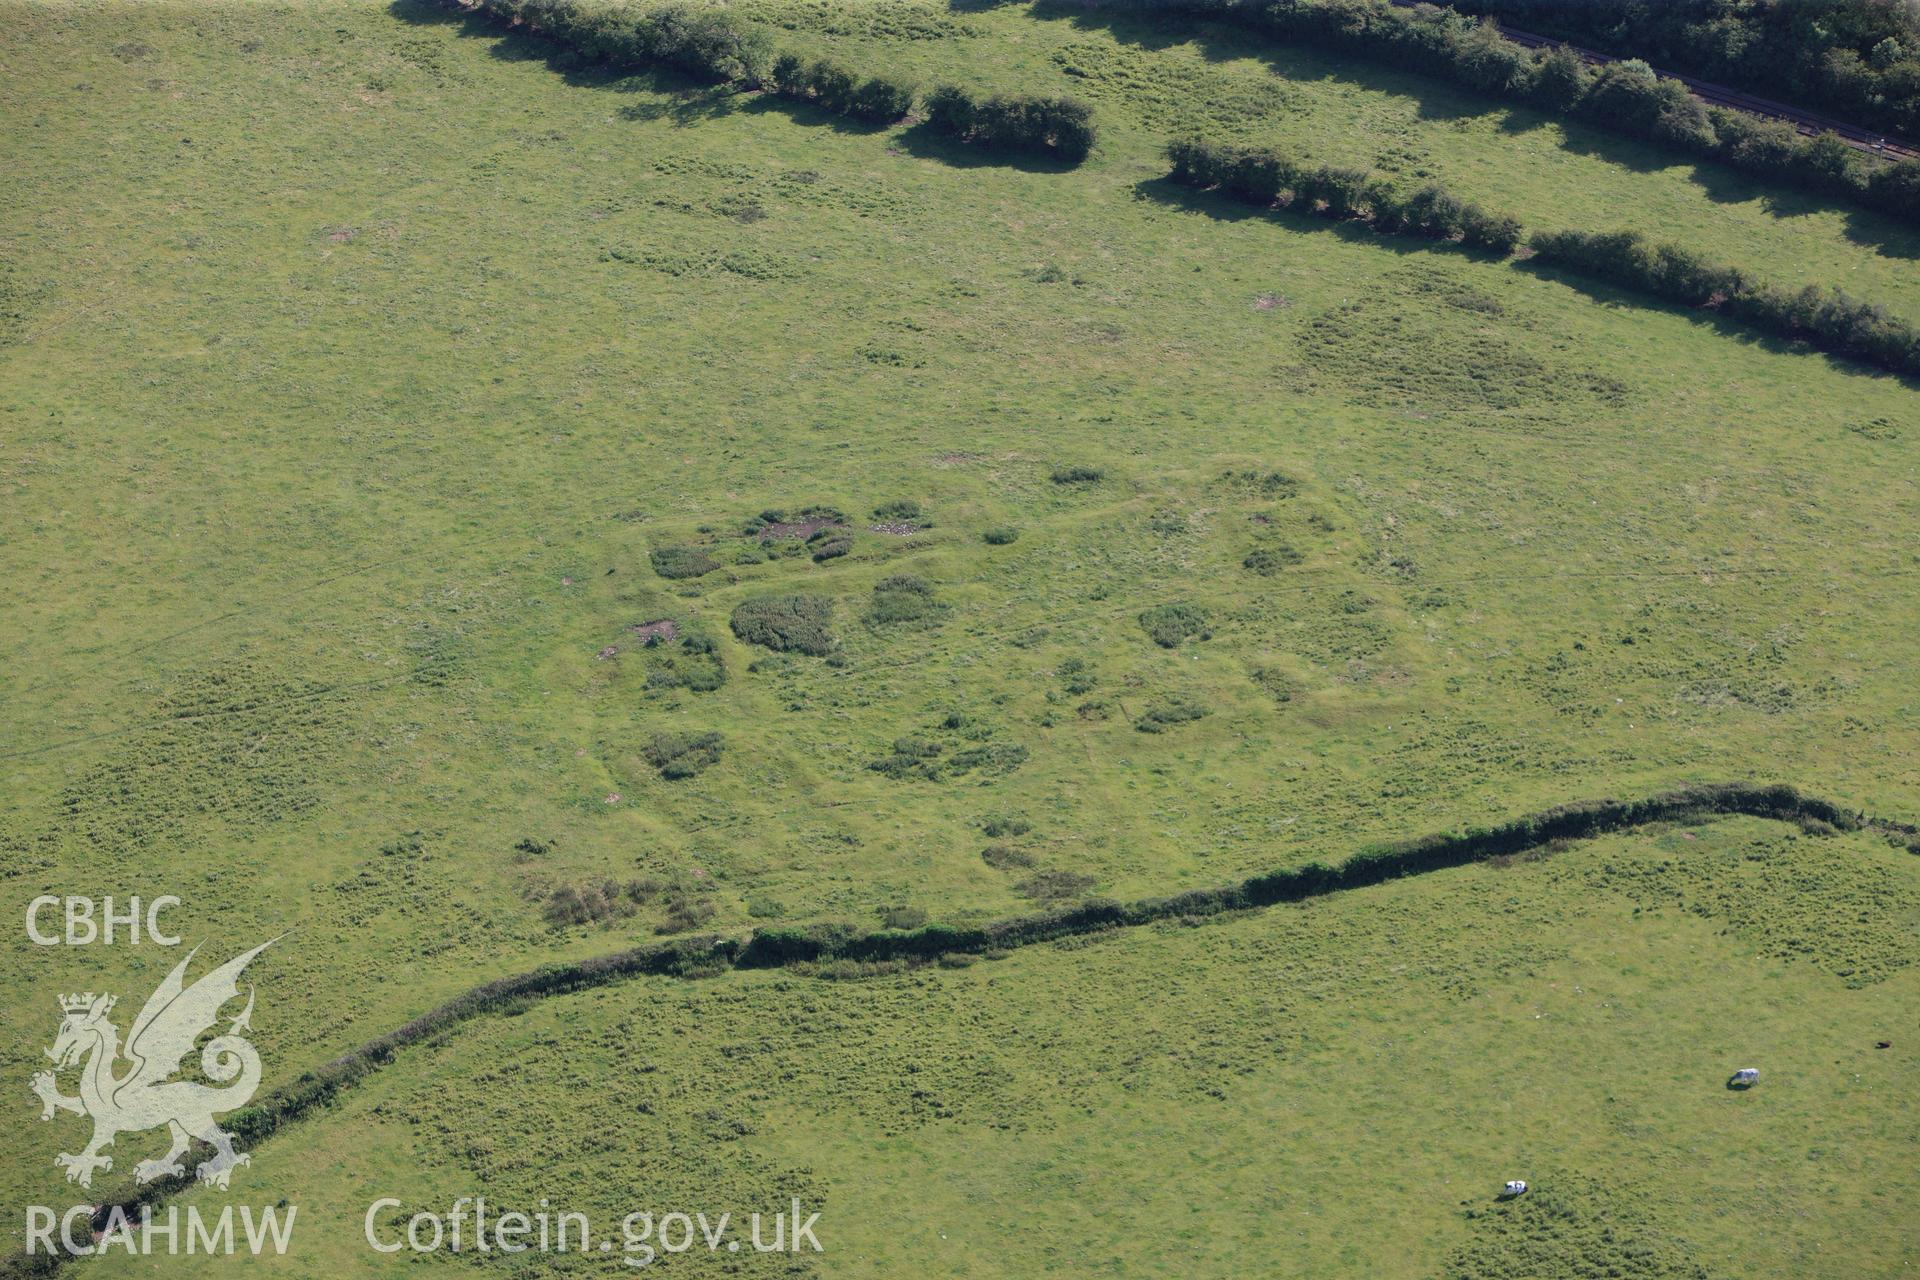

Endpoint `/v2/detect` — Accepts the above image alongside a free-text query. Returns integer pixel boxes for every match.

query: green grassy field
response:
[2,1,1916,1274]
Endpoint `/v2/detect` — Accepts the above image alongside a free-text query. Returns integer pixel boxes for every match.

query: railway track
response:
[1392,2,1920,161]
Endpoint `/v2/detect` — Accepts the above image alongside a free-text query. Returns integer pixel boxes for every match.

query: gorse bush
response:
[808,527,853,562]
[1139,602,1211,648]
[1136,697,1209,733]
[730,594,836,655]
[1050,464,1104,484]
[642,730,725,779]
[649,545,720,580]
[1243,544,1304,575]
[1530,227,1920,376]
[1168,138,1524,253]
[543,879,650,927]
[925,85,1097,163]
[643,631,726,693]
[1015,869,1099,902]
[866,573,947,627]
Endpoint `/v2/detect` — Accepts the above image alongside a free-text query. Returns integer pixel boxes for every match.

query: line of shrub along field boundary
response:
[1162,138,1920,379]
[11,782,1911,1274]
[431,0,1096,163]
[1072,0,1920,227]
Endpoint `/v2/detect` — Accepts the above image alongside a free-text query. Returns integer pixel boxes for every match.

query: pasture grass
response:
[1,2,1917,1272]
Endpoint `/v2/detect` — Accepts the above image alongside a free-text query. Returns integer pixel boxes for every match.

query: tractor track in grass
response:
[8,781,1912,1273]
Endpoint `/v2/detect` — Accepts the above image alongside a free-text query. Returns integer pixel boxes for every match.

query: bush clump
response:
[866,573,947,627]
[1014,869,1098,902]
[1243,545,1304,576]
[650,545,721,580]
[981,844,1036,871]
[1050,464,1104,485]
[808,529,854,562]
[730,594,836,655]
[1136,697,1210,734]
[881,905,928,930]
[1057,656,1096,695]
[644,632,726,693]
[982,525,1020,545]
[642,730,725,779]
[872,499,923,521]
[980,811,1032,838]
[1139,602,1211,648]
[869,735,945,781]
[544,879,651,928]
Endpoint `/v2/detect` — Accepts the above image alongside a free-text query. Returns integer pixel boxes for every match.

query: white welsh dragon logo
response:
[29,940,274,1190]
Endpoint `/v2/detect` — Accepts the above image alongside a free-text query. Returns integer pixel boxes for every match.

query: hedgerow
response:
[769,53,915,123]
[1167,138,1523,252]
[1529,227,1920,376]
[1169,138,1919,377]
[23,783,1879,1278]
[925,85,1097,163]
[444,1,1094,164]
[450,0,771,83]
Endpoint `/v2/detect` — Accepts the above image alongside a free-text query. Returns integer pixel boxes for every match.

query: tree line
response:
[1442,0,1920,144]
[1098,0,1919,225]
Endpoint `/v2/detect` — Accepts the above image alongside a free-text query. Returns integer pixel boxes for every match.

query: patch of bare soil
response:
[758,518,840,541]
[631,619,679,644]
